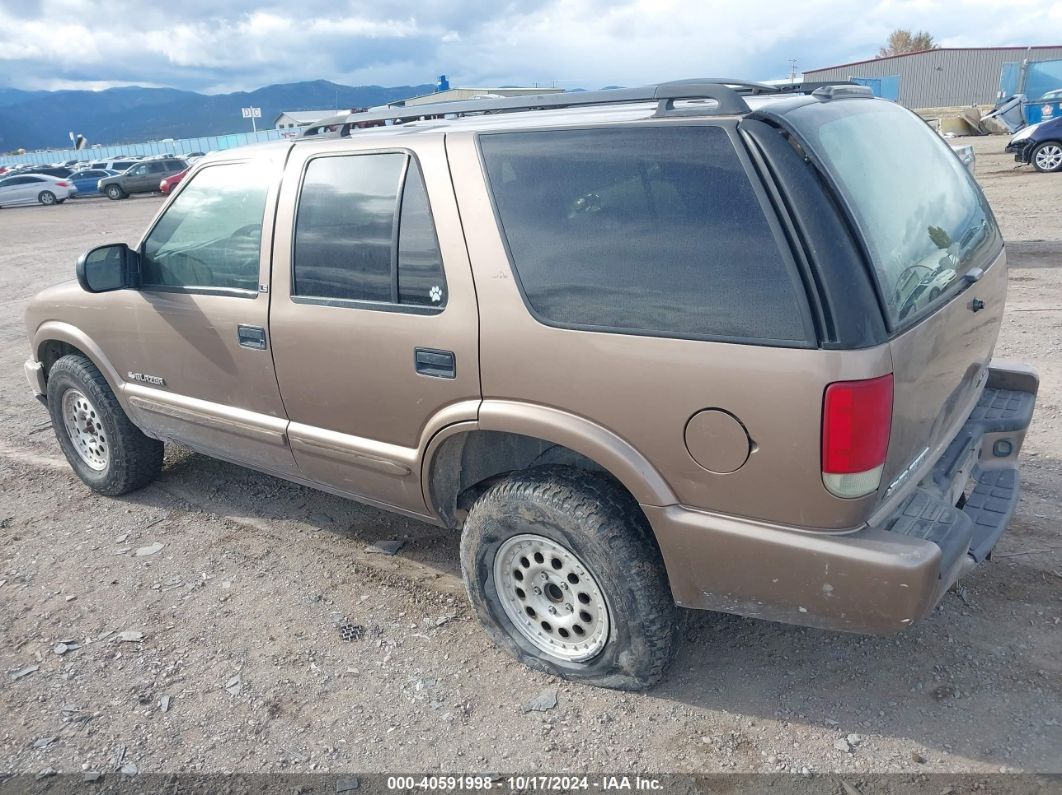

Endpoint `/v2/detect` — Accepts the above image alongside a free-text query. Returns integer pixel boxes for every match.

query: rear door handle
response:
[237,324,268,350]
[415,348,455,379]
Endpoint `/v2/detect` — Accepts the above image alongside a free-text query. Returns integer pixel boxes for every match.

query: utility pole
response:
[789,59,798,84]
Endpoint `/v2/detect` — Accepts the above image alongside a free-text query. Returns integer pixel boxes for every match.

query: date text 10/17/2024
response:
[386,776,664,791]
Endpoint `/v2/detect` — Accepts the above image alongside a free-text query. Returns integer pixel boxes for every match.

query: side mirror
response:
[76,244,139,293]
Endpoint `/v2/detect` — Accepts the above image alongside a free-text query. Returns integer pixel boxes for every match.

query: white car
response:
[0,173,77,207]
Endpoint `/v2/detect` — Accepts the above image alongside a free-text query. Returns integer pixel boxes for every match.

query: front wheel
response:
[461,466,677,690]
[38,190,56,205]
[1032,141,1062,173]
[46,354,163,495]
[105,184,125,200]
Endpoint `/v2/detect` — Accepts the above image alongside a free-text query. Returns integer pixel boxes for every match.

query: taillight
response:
[821,374,893,499]
[56,180,70,187]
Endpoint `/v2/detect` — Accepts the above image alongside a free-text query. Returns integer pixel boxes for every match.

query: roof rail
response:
[298,79,780,138]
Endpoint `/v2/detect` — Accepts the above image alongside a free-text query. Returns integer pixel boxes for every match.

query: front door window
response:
[141,163,270,293]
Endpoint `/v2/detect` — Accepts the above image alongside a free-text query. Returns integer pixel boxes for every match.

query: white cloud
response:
[0,0,1057,92]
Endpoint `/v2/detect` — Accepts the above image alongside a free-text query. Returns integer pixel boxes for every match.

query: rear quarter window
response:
[787,99,1001,330]
[478,125,811,344]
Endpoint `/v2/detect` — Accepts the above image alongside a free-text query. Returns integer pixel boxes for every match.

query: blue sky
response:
[0,0,1058,93]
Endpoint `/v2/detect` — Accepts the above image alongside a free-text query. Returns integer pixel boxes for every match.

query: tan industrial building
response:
[804,45,1062,108]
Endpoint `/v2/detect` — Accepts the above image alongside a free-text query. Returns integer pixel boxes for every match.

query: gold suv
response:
[24,81,1038,689]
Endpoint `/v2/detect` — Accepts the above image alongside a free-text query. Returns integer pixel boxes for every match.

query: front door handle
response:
[415,348,455,379]
[237,324,268,350]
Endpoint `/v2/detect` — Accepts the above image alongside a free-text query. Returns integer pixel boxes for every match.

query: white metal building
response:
[274,110,342,130]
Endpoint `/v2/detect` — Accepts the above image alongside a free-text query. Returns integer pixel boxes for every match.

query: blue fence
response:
[3,128,291,166]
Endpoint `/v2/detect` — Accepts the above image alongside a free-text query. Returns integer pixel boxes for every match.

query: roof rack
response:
[298,79,782,138]
[773,80,864,96]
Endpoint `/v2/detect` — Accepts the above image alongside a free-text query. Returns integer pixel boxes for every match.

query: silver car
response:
[0,173,77,207]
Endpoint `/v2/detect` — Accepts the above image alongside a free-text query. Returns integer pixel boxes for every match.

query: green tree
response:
[878,29,938,57]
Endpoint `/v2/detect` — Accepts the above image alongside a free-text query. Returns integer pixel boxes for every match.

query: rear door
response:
[268,136,480,516]
[14,176,43,204]
[784,98,1005,494]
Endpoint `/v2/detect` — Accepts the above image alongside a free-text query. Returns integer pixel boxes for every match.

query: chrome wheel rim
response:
[62,389,108,471]
[1035,144,1062,171]
[40,192,55,205]
[493,533,610,662]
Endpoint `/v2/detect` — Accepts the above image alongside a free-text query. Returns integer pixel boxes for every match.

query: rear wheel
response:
[38,190,56,205]
[461,466,677,690]
[46,355,163,495]
[105,184,125,200]
[1032,141,1062,173]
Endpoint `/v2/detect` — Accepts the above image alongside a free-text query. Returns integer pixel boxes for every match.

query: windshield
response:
[787,99,1001,329]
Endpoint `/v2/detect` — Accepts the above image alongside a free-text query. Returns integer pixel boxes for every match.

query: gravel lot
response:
[1,136,1060,780]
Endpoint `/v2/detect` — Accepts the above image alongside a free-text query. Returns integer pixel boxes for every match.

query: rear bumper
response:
[647,361,1038,635]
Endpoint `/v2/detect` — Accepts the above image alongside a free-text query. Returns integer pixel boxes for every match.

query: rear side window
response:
[788,100,1001,329]
[293,153,447,310]
[479,126,809,343]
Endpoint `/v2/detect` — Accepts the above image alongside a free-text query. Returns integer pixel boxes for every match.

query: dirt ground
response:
[1,136,1060,780]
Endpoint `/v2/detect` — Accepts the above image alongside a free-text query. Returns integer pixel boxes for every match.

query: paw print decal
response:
[429,285,443,303]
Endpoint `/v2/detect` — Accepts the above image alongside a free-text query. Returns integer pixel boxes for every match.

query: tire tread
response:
[461,465,676,690]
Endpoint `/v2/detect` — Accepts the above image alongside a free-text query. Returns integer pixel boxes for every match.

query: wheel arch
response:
[34,322,125,398]
[422,400,677,529]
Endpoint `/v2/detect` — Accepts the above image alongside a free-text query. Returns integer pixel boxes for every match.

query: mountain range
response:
[0,80,436,152]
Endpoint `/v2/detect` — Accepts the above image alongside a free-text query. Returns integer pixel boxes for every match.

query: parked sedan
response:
[98,158,186,199]
[68,169,118,196]
[0,174,76,207]
[1006,116,1062,172]
[159,167,189,194]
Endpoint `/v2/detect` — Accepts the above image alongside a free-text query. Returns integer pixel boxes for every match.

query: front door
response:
[117,151,298,476]
[123,163,152,191]
[269,138,480,516]
[3,176,38,204]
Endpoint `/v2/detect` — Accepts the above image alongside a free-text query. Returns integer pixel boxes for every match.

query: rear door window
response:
[478,125,811,344]
[786,99,1001,329]
[292,153,447,310]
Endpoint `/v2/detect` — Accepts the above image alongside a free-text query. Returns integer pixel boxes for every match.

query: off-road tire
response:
[461,465,677,690]
[46,354,163,495]
[38,190,56,205]
[1031,141,1062,173]
[105,184,125,200]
